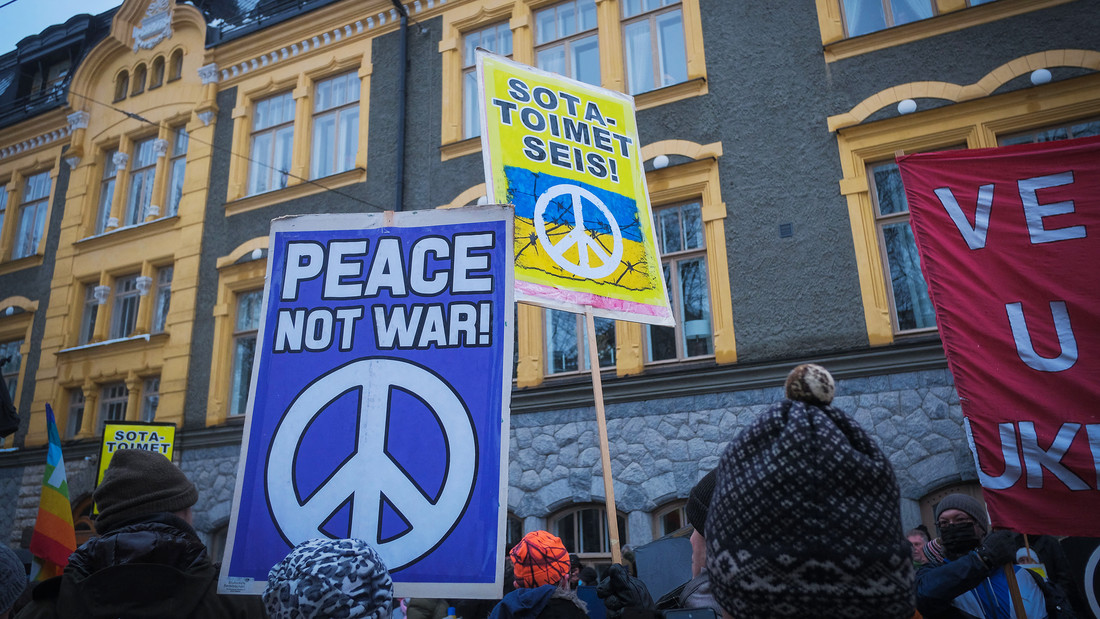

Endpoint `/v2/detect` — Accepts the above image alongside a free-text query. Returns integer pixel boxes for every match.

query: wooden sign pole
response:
[1004,564,1028,619]
[585,309,622,564]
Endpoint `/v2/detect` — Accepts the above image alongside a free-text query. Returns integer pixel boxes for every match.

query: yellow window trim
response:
[835,72,1100,345]
[815,0,1075,62]
[207,239,269,426]
[0,163,59,265]
[225,167,367,217]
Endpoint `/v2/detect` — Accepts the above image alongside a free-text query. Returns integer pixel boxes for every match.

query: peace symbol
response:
[266,358,477,570]
[534,184,624,279]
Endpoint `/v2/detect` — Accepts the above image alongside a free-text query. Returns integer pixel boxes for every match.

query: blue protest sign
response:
[219,206,513,598]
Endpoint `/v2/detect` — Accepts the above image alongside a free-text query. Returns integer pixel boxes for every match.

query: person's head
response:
[934,494,989,559]
[0,545,26,619]
[578,566,598,586]
[686,469,717,577]
[569,554,582,588]
[906,529,929,563]
[263,538,393,619]
[705,364,914,619]
[93,448,198,533]
[509,530,570,588]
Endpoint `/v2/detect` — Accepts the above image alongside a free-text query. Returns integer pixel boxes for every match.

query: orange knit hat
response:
[509,530,570,588]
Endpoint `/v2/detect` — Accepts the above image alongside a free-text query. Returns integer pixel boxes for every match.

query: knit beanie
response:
[94,448,198,532]
[705,364,914,619]
[264,538,393,619]
[0,544,25,613]
[935,494,989,534]
[510,530,570,588]
[686,469,717,534]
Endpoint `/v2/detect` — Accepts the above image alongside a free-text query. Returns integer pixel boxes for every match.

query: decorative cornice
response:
[218,0,446,82]
[67,111,90,131]
[152,138,170,157]
[198,63,219,84]
[112,151,130,171]
[133,0,173,52]
[0,126,72,161]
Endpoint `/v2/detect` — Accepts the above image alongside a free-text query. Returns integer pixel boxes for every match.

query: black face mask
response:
[940,523,981,558]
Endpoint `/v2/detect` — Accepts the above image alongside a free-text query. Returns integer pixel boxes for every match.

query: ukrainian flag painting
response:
[478,52,673,326]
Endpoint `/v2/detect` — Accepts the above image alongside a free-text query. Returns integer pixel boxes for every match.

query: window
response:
[79,284,99,345]
[125,138,157,226]
[132,64,147,96]
[141,377,160,422]
[551,505,627,561]
[868,161,937,333]
[166,128,188,216]
[247,92,295,196]
[535,0,600,86]
[229,290,263,416]
[840,0,934,37]
[647,202,712,362]
[150,57,165,89]
[311,72,360,179]
[653,501,687,537]
[99,382,128,431]
[545,309,615,375]
[114,70,129,101]
[151,266,173,333]
[169,50,183,82]
[0,185,7,242]
[66,388,84,438]
[621,0,687,95]
[13,171,50,259]
[507,512,524,552]
[110,275,141,339]
[1,339,22,398]
[464,23,512,139]
[998,118,1100,146]
[96,149,119,234]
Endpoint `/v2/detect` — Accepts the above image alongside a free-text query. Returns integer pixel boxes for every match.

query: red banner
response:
[898,135,1100,537]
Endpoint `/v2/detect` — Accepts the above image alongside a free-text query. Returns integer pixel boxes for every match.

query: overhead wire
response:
[68,90,390,212]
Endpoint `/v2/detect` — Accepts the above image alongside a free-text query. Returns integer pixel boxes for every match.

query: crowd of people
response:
[0,364,1089,618]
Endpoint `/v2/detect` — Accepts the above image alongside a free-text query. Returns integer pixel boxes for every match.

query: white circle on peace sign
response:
[534,184,624,279]
[266,358,477,570]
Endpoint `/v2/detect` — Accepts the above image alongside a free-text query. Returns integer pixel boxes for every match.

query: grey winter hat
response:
[0,544,26,613]
[935,494,989,534]
[705,364,914,619]
[264,538,393,619]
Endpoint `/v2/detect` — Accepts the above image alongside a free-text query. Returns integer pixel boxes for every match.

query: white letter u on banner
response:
[1005,301,1078,372]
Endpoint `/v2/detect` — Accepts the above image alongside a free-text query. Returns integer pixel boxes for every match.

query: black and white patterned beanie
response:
[264,538,394,619]
[705,364,914,619]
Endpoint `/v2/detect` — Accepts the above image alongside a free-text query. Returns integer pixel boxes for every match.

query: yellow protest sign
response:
[96,422,177,487]
[478,51,673,326]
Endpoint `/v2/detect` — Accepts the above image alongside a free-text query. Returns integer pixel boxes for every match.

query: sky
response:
[0,0,123,56]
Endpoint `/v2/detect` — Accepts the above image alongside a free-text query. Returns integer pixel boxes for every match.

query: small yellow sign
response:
[96,422,177,487]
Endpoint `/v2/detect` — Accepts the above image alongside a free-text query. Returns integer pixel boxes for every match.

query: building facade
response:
[2,0,1098,565]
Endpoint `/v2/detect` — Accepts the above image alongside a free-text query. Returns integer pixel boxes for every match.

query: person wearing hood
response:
[17,448,265,618]
[488,531,586,619]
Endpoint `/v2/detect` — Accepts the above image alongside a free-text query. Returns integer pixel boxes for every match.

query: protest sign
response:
[478,51,673,326]
[96,421,176,486]
[219,206,514,598]
[897,135,1100,537]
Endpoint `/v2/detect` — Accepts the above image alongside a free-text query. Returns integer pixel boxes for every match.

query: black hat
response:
[94,449,198,532]
[686,469,717,534]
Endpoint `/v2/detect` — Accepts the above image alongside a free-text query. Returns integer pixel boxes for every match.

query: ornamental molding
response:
[198,63,219,84]
[0,126,72,161]
[68,111,90,131]
[113,151,130,171]
[133,0,173,52]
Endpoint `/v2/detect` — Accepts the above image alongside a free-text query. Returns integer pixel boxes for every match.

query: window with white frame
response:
[166,127,188,216]
[141,377,160,422]
[66,388,84,438]
[536,0,600,86]
[96,149,119,234]
[125,138,157,226]
[647,202,712,362]
[464,23,513,139]
[79,284,99,345]
[545,309,615,375]
[13,170,51,259]
[248,92,295,196]
[551,505,627,563]
[99,382,128,431]
[653,501,687,537]
[229,290,263,417]
[311,72,360,179]
[151,266,173,333]
[110,275,141,340]
[1,339,22,398]
[840,0,934,37]
[621,0,687,95]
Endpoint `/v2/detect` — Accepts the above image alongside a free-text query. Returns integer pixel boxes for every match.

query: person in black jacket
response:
[17,449,265,618]
[488,531,586,619]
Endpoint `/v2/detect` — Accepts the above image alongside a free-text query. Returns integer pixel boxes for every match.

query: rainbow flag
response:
[28,404,76,580]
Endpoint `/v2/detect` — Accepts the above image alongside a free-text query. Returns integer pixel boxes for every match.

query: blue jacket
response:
[915,550,1046,618]
[488,586,588,619]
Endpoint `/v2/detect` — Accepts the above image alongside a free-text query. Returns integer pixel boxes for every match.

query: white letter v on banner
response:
[934,184,994,250]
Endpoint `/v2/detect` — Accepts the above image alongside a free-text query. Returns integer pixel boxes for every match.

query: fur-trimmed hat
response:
[264,538,393,619]
[93,449,198,532]
[510,530,570,588]
[935,494,989,534]
[705,364,914,619]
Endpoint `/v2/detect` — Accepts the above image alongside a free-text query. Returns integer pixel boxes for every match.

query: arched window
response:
[72,494,97,544]
[549,504,627,566]
[652,500,688,538]
[207,522,229,564]
[114,70,129,101]
[132,64,147,95]
[149,56,165,89]
[169,49,183,81]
